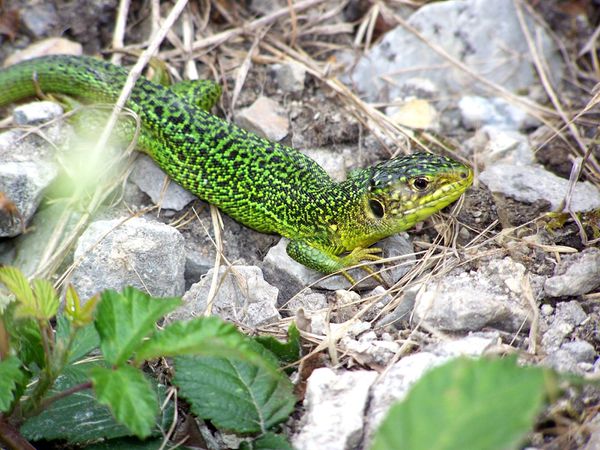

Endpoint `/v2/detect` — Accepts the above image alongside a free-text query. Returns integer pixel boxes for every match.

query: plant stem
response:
[0,415,36,450]
[36,381,93,413]
[0,318,9,360]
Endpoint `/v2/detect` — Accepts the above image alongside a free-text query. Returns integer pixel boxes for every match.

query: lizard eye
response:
[369,199,385,218]
[410,176,430,192]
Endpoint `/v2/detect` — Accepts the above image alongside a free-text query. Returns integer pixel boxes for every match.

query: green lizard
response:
[0,55,473,279]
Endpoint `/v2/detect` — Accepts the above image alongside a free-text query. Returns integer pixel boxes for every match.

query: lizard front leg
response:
[286,240,384,285]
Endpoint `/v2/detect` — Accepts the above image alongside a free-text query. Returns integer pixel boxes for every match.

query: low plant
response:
[0,266,299,449]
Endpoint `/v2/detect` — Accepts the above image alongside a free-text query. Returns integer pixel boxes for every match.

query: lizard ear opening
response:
[368,199,385,219]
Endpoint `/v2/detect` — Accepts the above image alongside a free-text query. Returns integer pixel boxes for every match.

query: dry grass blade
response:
[160,0,327,59]
[516,0,600,174]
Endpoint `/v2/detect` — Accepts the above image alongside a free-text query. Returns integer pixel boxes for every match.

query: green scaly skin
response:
[0,55,474,276]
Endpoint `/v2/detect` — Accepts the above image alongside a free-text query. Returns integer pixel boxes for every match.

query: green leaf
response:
[239,432,294,450]
[370,357,549,450]
[65,284,98,326]
[84,437,193,450]
[0,266,35,314]
[21,362,170,443]
[90,365,158,439]
[0,356,25,412]
[7,316,44,368]
[56,314,100,364]
[95,287,181,365]
[135,316,253,363]
[174,340,296,434]
[254,322,301,366]
[31,278,59,319]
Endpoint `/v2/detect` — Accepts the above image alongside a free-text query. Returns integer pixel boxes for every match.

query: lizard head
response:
[364,152,473,235]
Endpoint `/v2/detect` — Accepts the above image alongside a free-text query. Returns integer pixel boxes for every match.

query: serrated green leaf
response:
[135,316,253,363]
[371,357,549,450]
[95,287,181,365]
[0,266,35,315]
[31,278,59,319]
[239,432,294,450]
[90,365,158,439]
[174,340,295,434]
[0,356,25,412]
[21,362,170,443]
[254,322,301,366]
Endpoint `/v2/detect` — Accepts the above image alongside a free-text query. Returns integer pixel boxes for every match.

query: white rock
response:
[271,62,306,93]
[541,301,587,352]
[172,265,280,327]
[351,0,561,102]
[544,249,600,297]
[479,164,600,212]
[71,217,186,300]
[459,96,539,131]
[427,332,501,357]
[341,335,401,366]
[13,101,64,125]
[412,257,532,332]
[293,368,377,450]
[476,127,535,166]
[235,96,289,141]
[129,155,196,211]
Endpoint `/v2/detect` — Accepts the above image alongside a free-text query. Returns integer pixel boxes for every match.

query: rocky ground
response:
[1,0,600,449]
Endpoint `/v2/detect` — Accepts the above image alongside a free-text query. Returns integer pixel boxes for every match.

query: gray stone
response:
[413,257,532,332]
[544,249,600,297]
[172,265,280,327]
[183,243,215,288]
[13,101,64,125]
[560,340,596,364]
[129,155,196,211]
[555,301,588,326]
[479,164,600,212]
[0,102,68,237]
[22,3,58,37]
[341,333,401,366]
[71,217,186,300]
[0,162,57,237]
[284,290,328,314]
[541,320,573,353]
[271,62,306,93]
[293,368,377,450]
[351,0,561,102]
[300,147,350,182]
[541,301,587,352]
[374,284,419,328]
[235,96,289,141]
[543,349,582,374]
[362,285,395,323]
[540,304,554,316]
[459,96,539,131]
[263,234,415,296]
[476,127,535,166]
[427,332,501,357]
